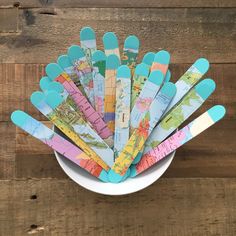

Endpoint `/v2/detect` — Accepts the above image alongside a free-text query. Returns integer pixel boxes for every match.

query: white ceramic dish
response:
[54,127,175,195]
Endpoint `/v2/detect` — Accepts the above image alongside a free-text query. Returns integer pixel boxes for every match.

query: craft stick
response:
[103,32,120,60]
[133,78,216,165]
[151,50,170,76]
[57,55,86,96]
[30,91,110,171]
[121,35,139,71]
[130,70,164,133]
[45,63,113,142]
[108,82,176,182]
[114,65,131,159]
[141,52,155,68]
[130,105,226,177]
[11,110,108,182]
[39,76,52,91]
[104,54,120,132]
[80,26,97,67]
[164,69,171,83]
[131,63,149,109]
[92,50,106,118]
[45,91,114,168]
[163,58,209,115]
[67,45,95,106]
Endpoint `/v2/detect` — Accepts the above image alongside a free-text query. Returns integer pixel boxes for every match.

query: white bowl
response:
[54,127,175,195]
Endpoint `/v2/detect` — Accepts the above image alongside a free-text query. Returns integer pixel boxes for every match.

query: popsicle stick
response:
[163,58,210,115]
[130,105,226,177]
[57,55,86,96]
[130,70,164,132]
[108,82,176,182]
[151,50,170,76]
[141,52,155,68]
[104,54,120,132]
[30,91,110,171]
[131,63,149,109]
[114,65,131,159]
[133,78,216,164]
[164,69,171,83]
[11,110,108,182]
[45,63,113,143]
[80,26,97,67]
[103,32,120,60]
[121,35,139,71]
[45,91,114,168]
[92,50,106,118]
[67,45,95,106]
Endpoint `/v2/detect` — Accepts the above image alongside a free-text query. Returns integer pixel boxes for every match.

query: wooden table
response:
[0,1,235,235]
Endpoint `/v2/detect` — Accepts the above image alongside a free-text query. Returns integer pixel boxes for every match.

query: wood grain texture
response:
[0,8,19,33]
[1,0,236,8]
[0,8,235,63]
[0,178,236,236]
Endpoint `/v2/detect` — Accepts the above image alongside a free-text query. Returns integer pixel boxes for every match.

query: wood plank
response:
[0,122,15,179]
[0,63,234,122]
[0,8,19,33]
[0,8,235,63]
[1,0,236,8]
[0,178,236,235]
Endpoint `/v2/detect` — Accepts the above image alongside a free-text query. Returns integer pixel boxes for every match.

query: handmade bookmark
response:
[131,63,149,109]
[45,63,113,142]
[108,82,176,182]
[164,70,171,83]
[114,65,131,159]
[150,50,170,76]
[141,52,155,68]
[30,91,110,171]
[103,32,120,60]
[163,58,209,115]
[57,55,86,96]
[67,45,94,106]
[11,110,108,182]
[121,35,139,71]
[80,26,97,67]
[133,78,216,164]
[45,91,114,168]
[104,54,120,132]
[92,50,106,118]
[130,105,226,177]
[130,70,164,133]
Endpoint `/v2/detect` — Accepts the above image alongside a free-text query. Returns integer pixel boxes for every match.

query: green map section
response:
[180,70,202,86]
[93,61,106,77]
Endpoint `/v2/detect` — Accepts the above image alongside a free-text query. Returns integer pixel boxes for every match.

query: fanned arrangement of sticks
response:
[11,27,226,183]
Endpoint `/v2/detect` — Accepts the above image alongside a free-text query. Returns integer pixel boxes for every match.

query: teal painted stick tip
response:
[154,50,171,65]
[106,54,120,69]
[107,169,124,183]
[195,78,216,100]
[99,170,109,182]
[45,91,64,109]
[30,91,45,107]
[194,58,210,74]
[67,45,85,60]
[103,32,119,50]
[208,105,226,122]
[164,70,171,82]
[135,63,149,77]
[129,165,137,178]
[161,82,177,97]
[124,35,140,50]
[117,65,131,78]
[47,81,64,94]
[45,63,64,80]
[11,110,29,127]
[80,26,96,41]
[57,55,72,69]
[142,52,155,66]
[40,76,52,91]
[92,50,106,62]
[148,70,164,85]
[132,152,142,164]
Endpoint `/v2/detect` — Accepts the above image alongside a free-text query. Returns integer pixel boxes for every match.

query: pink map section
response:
[135,126,189,175]
[55,74,113,139]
